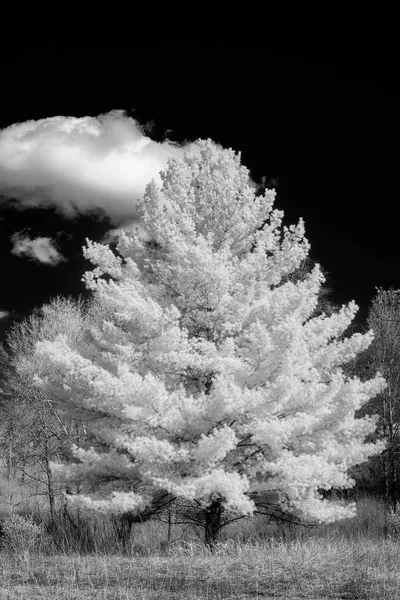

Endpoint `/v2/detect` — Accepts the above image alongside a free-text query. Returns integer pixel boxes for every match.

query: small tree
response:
[0,297,91,518]
[34,139,385,548]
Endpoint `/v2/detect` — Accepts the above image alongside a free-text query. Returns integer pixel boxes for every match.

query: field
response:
[1,496,400,599]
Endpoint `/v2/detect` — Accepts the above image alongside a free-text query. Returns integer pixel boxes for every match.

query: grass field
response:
[1,496,399,599]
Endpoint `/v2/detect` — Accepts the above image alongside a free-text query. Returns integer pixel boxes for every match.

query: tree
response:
[0,296,91,518]
[282,256,340,318]
[34,139,385,548]
[351,288,400,509]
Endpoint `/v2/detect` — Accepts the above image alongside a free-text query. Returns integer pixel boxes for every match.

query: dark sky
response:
[0,48,398,340]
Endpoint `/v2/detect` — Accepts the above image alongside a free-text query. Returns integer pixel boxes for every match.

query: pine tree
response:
[35,139,385,548]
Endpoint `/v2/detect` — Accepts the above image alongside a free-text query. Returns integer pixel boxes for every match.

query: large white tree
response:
[35,139,385,547]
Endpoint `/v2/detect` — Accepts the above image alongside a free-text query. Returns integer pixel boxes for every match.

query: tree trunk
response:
[388,445,398,511]
[383,453,390,504]
[44,452,56,521]
[387,401,397,511]
[382,398,391,505]
[40,409,56,520]
[167,504,173,547]
[204,498,222,550]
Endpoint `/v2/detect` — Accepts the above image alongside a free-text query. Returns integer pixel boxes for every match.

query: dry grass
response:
[1,495,399,599]
[2,538,400,599]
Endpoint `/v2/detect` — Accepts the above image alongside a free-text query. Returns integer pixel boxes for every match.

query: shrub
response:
[385,506,400,538]
[0,513,51,554]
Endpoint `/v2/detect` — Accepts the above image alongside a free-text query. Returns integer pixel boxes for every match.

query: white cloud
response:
[0,310,10,319]
[0,110,192,224]
[10,233,66,266]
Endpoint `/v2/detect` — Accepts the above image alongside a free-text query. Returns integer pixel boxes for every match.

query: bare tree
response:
[0,296,91,518]
[352,288,400,509]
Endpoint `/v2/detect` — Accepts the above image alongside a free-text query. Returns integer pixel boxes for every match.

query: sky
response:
[0,48,398,340]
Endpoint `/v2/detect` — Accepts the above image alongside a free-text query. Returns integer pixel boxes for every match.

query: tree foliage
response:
[33,139,385,546]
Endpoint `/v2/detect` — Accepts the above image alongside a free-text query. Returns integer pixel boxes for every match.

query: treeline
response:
[347,288,400,509]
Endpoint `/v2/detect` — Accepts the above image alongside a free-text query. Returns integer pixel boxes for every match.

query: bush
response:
[386,506,400,538]
[0,513,51,554]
